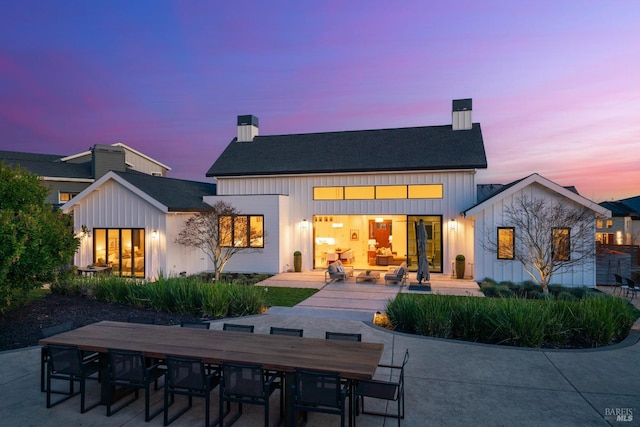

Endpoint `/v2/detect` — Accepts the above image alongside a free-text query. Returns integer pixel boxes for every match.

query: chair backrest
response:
[47,344,83,375]
[41,321,73,338]
[614,274,623,285]
[325,331,362,341]
[221,362,265,399]
[108,349,147,382]
[181,321,211,329]
[166,355,208,390]
[294,368,343,407]
[223,323,254,333]
[626,278,636,288]
[270,326,303,337]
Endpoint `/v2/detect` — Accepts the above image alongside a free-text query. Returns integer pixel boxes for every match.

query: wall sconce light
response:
[151,230,159,239]
[301,219,308,229]
[77,224,91,240]
[449,219,457,230]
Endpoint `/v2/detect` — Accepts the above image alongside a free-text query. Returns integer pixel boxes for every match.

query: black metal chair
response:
[613,274,625,295]
[164,355,221,426]
[106,348,166,422]
[40,321,73,392]
[326,331,362,341]
[291,368,349,427]
[625,278,637,300]
[219,361,281,426]
[269,326,303,337]
[181,321,211,329]
[222,323,254,333]
[45,344,101,413]
[355,349,409,427]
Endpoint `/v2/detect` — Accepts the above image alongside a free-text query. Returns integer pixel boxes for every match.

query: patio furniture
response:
[219,361,281,427]
[613,274,624,295]
[356,271,380,283]
[223,323,254,333]
[39,321,384,427]
[625,278,637,300]
[106,348,166,422]
[40,321,73,392]
[384,262,408,286]
[291,368,350,427]
[164,355,221,426]
[270,326,303,337]
[325,260,354,284]
[326,331,362,342]
[45,344,101,413]
[181,321,211,329]
[356,349,409,427]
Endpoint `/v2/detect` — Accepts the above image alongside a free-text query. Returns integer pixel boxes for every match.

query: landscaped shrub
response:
[384,293,639,348]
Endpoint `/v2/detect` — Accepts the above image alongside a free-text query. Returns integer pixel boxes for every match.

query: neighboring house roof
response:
[207,124,487,177]
[476,181,579,204]
[0,150,92,179]
[600,197,640,219]
[62,171,216,213]
[60,142,172,171]
[465,173,611,218]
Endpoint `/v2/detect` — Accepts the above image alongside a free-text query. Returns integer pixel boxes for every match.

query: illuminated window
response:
[497,227,515,260]
[606,220,613,228]
[552,228,570,261]
[344,186,375,200]
[93,228,145,277]
[219,215,264,248]
[59,191,79,203]
[408,184,443,199]
[596,220,603,228]
[376,185,407,199]
[313,187,344,200]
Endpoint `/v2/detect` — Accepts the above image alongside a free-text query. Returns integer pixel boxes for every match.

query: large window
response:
[313,184,443,200]
[59,191,79,204]
[93,228,145,277]
[497,227,515,259]
[552,228,570,261]
[219,215,264,248]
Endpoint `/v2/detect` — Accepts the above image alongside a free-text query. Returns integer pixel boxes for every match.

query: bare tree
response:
[483,194,598,294]
[175,201,263,280]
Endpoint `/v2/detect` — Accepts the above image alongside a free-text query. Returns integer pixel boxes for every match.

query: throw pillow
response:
[337,265,344,272]
[328,264,337,273]
[393,268,400,274]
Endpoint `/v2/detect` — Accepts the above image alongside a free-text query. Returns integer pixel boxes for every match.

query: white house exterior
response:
[464,173,610,287]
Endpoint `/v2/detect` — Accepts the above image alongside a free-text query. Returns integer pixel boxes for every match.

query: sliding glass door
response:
[94,228,145,277]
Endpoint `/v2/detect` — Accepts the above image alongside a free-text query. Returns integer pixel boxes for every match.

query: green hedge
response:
[385,293,639,348]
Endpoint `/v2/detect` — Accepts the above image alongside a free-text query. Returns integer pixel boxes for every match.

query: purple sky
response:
[1,1,638,202]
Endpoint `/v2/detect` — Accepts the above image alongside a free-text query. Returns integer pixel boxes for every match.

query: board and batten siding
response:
[471,184,597,287]
[214,170,478,274]
[69,179,167,279]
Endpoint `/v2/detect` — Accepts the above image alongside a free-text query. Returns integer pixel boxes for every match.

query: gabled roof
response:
[62,171,216,213]
[600,196,640,218]
[465,173,610,218]
[61,142,171,171]
[0,150,92,179]
[207,124,487,177]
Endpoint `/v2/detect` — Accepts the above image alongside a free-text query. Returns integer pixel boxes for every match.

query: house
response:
[0,142,171,207]
[62,171,215,277]
[202,99,486,276]
[598,196,640,245]
[465,173,610,287]
[60,98,609,287]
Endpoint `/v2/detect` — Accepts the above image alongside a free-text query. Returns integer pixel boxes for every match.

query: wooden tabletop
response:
[39,321,384,381]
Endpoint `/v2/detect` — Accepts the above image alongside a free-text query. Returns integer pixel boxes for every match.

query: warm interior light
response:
[332,222,343,228]
[375,217,384,223]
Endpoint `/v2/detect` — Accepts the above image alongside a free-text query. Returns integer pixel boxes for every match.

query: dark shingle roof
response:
[207,124,487,177]
[599,198,640,218]
[114,171,216,212]
[0,150,92,179]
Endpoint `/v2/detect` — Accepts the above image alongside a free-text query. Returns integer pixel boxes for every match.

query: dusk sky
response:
[1,1,638,202]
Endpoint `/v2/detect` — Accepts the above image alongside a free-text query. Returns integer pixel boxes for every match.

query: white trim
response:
[60,171,169,213]
[59,142,171,171]
[211,168,478,180]
[464,173,610,217]
[40,176,94,183]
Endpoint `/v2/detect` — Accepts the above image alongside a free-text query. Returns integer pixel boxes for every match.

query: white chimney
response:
[237,115,259,142]
[452,99,472,131]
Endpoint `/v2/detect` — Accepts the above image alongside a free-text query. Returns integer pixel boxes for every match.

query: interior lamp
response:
[375,217,384,223]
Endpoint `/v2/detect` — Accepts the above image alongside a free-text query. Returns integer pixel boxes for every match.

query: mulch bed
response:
[0,294,203,352]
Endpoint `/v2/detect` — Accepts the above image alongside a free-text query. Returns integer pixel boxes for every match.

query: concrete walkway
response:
[0,272,638,426]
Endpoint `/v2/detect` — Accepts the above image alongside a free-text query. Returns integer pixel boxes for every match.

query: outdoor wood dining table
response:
[39,320,384,426]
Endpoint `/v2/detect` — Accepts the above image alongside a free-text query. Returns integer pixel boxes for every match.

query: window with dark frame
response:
[552,227,570,261]
[219,215,264,248]
[497,227,515,260]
